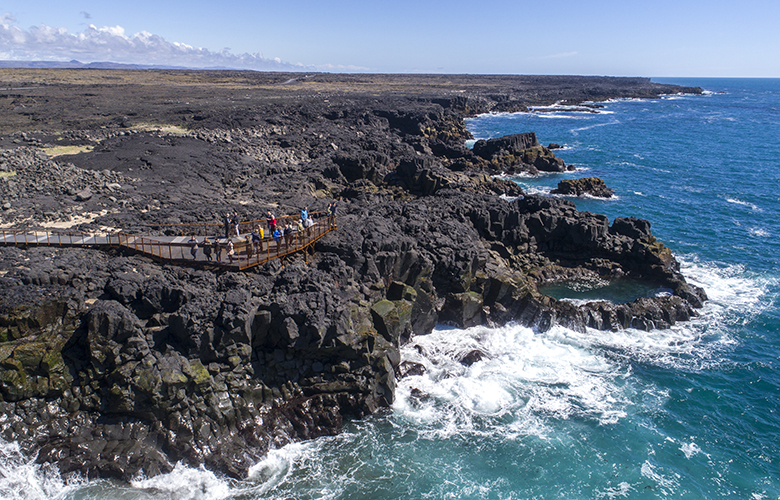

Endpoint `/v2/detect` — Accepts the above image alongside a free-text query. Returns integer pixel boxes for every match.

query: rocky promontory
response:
[0,71,706,480]
[551,177,615,198]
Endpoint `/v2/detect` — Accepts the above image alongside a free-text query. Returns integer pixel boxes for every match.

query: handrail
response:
[0,215,337,271]
[145,210,330,237]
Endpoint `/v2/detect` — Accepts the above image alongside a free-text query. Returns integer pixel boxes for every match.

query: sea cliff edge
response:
[0,71,705,479]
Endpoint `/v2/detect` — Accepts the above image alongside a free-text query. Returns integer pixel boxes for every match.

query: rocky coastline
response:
[0,71,706,480]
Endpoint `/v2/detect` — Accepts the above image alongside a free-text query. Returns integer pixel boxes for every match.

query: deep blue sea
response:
[2,78,779,499]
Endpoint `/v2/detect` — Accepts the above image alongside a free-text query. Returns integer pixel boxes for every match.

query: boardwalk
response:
[0,215,337,271]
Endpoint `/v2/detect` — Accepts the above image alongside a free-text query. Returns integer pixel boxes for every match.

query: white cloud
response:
[0,14,307,71]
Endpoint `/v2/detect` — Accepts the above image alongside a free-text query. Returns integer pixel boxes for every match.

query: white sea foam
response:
[129,462,239,499]
[727,197,762,211]
[395,323,632,441]
[679,256,773,318]
[601,97,649,104]
[521,186,551,196]
[497,171,538,180]
[551,191,619,201]
[530,102,615,115]
[570,119,621,135]
[0,435,324,500]
[0,439,85,500]
[394,255,770,440]
[749,227,770,237]
[537,113,595,119]
[680,442,708,459]
[640,460,681,495]
[564,256,771,372]
[245,442,317,494]
[595,481,634,499]
[466,110,531,121]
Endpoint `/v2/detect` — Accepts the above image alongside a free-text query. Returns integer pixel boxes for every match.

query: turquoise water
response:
[537,278,665,304]
[3,79,780,499]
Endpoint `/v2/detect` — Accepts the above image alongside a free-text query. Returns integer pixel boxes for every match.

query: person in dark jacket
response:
[202,237,213,261]
[223,213,231,239]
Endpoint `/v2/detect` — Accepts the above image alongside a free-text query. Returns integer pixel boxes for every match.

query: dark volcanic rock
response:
[0,70,706,481]
[472,132,572,174]
[473,133,539,158]
[459,349,485,366]
[551,177,615,198]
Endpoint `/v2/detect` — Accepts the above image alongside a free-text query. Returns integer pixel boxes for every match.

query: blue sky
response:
[2,0,779,76]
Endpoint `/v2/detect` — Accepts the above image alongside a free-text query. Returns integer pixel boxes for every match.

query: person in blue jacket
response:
[273,227,282,253]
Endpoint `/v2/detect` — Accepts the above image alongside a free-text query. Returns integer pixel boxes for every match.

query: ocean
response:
[2,78,779,499]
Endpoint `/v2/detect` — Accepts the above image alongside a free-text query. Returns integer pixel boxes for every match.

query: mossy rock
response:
[107,383,136,413]
[0,359,29,401]
[0,343,15,364]
[370,300,401,344]
[160,366,189,387]
[132,365,162,395]
[12,342,46,370]
[40,349,66,375]
[0,301,68,340]
[440,291,484,329]
[387,281,417,303]
[183,359,212,388]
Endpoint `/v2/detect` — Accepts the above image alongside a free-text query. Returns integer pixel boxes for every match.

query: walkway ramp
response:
[0,215,337,271]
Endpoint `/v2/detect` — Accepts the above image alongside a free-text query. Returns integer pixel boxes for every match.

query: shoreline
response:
[0,70,706,480]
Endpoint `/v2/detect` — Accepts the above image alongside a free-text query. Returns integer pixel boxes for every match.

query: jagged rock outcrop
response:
[472,133,573,174]
[551,177,615,198]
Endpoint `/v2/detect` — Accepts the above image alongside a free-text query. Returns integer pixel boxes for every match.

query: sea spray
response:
[0,439,84,500]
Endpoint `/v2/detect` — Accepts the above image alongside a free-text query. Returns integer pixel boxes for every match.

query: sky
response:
[1,0,779,77]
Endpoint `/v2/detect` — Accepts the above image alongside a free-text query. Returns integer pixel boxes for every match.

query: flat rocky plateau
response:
[0,70,706,479]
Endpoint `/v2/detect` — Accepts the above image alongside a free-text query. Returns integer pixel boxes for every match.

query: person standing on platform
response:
[202,237,213,262]
[245,234,254,259]
[273,226,282,253]
[251,227,263,254]
[284,223,293,248]
[227,239,235,264]
[266,210,277,234]
[330,198,341,229]
[188,235,198,260]
[223,213,231,239]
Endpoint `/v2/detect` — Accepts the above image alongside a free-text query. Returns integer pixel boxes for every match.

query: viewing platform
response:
[0,214,337,271]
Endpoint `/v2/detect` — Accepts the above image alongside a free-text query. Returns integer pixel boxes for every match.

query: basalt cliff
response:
[0,71,706,479]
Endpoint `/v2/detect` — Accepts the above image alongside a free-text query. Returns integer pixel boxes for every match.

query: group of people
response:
[223,211,241,239]
[186,199,341,265]
[188,235,235,263]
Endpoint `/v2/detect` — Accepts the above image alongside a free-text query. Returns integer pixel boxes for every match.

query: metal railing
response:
[0,229,110,246]
[0,214,337,270]
[146,210,331,238]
